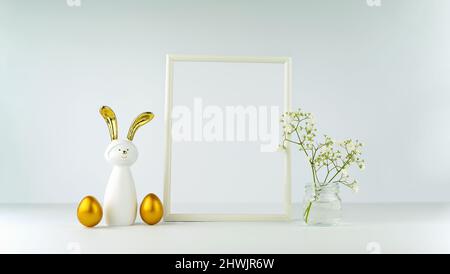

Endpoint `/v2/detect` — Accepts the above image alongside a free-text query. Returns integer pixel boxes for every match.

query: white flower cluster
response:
[280,108,365,194]
[280,110,317,151]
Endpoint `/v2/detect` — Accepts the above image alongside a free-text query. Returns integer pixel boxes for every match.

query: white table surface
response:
[1,204,449,254]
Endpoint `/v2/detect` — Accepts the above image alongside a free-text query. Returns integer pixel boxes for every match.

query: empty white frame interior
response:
[164,55,292,221]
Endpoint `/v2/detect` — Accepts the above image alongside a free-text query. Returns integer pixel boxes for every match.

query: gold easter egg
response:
[77,196,103,228]
[140,193,164,225]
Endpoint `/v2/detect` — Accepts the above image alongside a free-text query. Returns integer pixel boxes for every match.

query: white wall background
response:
[1,0,450,204]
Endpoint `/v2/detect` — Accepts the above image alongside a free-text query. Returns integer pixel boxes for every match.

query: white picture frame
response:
[163,54,292,221]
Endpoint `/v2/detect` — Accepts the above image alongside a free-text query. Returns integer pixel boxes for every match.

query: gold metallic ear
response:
[127,112,154,141]
[99,106,118,141]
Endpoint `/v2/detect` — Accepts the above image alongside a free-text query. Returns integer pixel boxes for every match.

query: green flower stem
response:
[306,160,319,225]
[325,158,351,185]
[304,200,313,224]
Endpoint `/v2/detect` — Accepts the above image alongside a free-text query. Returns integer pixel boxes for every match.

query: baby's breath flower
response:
[276,144,286,152]
[358,163,366,170]
[342,168,348,176]
[280,108,365,196]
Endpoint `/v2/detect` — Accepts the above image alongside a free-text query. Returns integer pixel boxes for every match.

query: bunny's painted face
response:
[105,140,138,166]
[100,106,154,166]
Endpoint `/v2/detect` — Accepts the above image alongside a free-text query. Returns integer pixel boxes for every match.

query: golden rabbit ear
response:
[127,112,154,141]
[99,106,118,141]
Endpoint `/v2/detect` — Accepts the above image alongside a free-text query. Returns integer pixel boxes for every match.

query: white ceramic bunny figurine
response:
[100,106,154,226]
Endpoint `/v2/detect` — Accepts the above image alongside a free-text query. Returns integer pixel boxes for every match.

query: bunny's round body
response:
[103,140,138,226]
[99,106,154,227]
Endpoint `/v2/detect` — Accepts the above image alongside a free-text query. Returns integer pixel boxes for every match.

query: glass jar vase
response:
[303,183,342,226]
